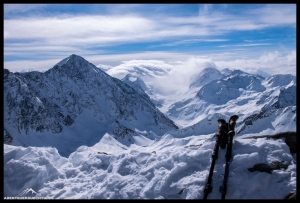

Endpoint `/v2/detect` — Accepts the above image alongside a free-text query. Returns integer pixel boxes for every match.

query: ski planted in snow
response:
[219,115,239,200]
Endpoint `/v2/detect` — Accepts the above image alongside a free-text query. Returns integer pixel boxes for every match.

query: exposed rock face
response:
[3,128,13,145]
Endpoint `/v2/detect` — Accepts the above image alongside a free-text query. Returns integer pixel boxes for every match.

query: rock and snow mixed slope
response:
[166,69,296,136]
[106,63,296,136]
[4,55,178,157]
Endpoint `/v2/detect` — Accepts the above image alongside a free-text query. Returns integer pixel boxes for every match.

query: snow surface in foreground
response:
[4,133,296,199]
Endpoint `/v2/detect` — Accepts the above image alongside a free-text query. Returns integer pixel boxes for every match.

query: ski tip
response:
[218,119,226,123]
[229,115,239,121]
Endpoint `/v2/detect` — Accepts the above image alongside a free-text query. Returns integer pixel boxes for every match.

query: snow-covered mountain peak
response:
[46,54,107,81]
[189,67,223,89]
[4,55,179,157]
[195,72,266,105]
[56,54,83,66]
[54,54,101,74]
[221,68,270,79]
[225,69,266,80]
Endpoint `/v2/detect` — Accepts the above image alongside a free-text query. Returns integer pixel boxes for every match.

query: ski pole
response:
[203,137,220,199]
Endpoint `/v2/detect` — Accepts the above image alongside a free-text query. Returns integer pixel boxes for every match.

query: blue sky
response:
[3,4,296,75]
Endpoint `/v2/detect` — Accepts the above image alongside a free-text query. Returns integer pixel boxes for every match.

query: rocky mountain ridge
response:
[4,54,178,156]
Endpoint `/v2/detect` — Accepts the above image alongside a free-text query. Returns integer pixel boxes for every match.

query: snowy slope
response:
[236,106,296,135]
[4,132,296,199]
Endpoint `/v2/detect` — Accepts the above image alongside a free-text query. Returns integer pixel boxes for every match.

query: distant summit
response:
[189,67,223,89]
[55,54,86,66]
[48,54,104,80]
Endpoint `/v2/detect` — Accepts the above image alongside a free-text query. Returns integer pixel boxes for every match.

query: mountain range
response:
[4,54,296,157]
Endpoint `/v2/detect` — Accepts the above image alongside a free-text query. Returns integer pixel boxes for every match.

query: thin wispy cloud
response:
[246,4,296,26]
[218,43,271,48]
[4,4,46,16]
[160,38,228,47]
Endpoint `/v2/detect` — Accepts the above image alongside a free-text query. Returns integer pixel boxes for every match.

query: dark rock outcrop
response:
[248,161,289,174]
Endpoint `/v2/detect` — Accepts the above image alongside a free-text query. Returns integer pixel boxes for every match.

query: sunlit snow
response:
[4,132,296,199]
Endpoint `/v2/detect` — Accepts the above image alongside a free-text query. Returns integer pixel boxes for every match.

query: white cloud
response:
[4,51,192,73]
[143,57,218,95]
[4,15,156,46]
[135,50,296,96]
[4,50,296,78]
[4,4,296,54]
[86,52,193,67]
[214,50,296,76]
[3,4,296,78]
[194,4,296,32]
[4,59,61,73]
